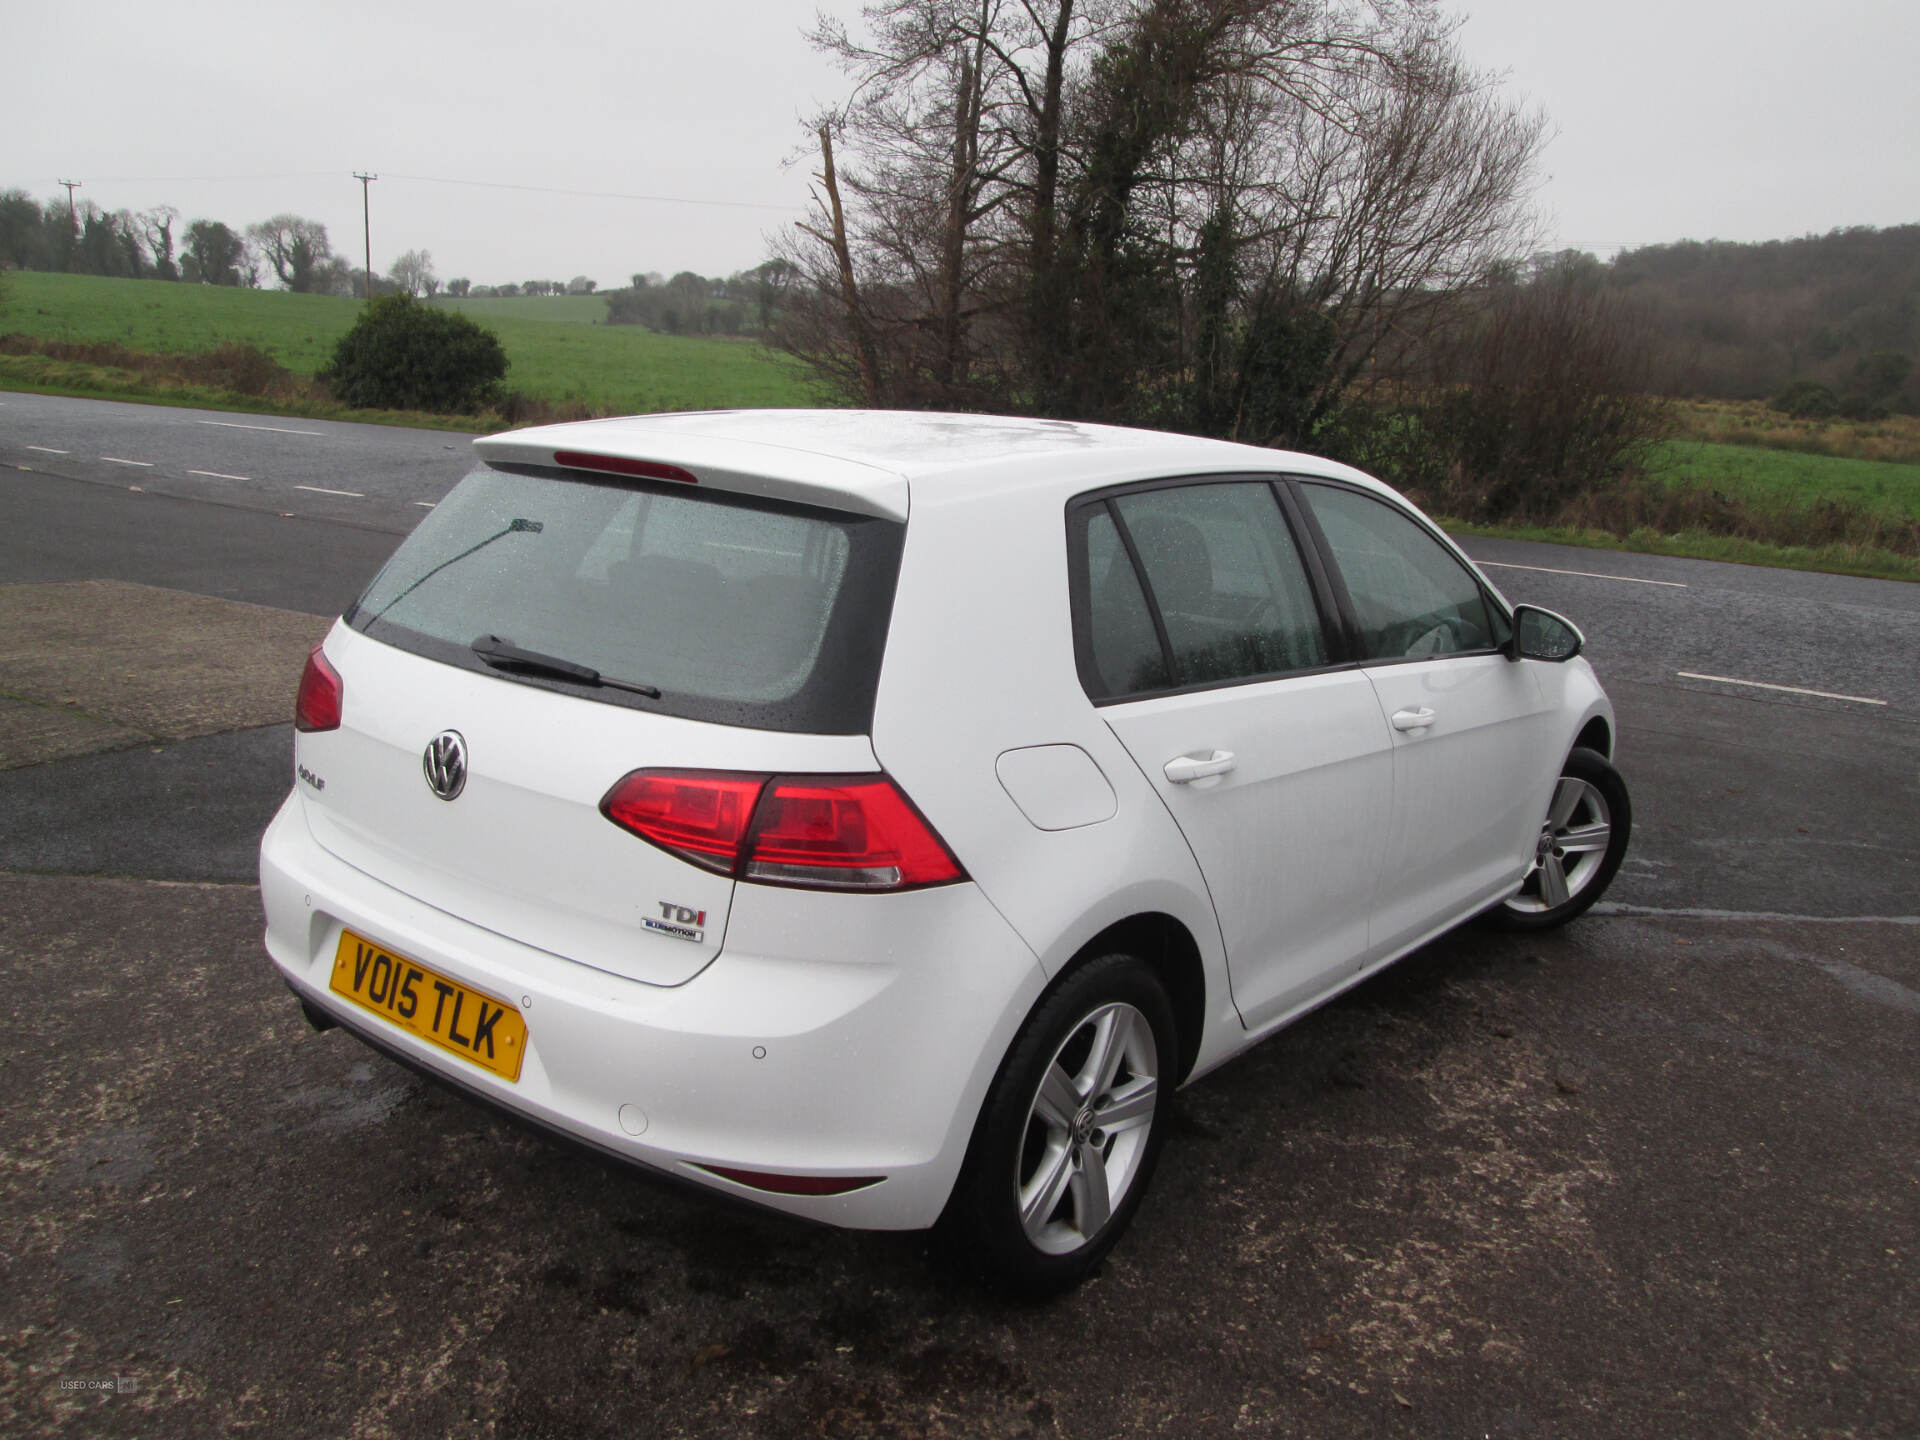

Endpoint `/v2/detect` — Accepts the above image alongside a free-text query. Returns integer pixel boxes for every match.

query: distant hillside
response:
[1606,225,1920,408]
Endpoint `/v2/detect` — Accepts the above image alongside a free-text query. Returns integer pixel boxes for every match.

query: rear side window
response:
[346,463,903,733]
[1071,479,1330,700]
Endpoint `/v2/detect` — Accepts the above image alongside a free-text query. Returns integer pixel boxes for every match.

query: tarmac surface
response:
[2,397,1916,1438]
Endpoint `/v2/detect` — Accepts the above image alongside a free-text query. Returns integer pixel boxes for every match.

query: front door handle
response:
[1391,707,1436,732]
[1164,750,1237,784]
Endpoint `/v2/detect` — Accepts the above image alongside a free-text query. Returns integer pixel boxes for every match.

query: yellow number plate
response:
[329,930,527,1083]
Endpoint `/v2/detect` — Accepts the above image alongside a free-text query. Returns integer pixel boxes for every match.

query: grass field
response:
[1651,439,1920,521]
[0,272,818,412]
[431,294,611,325]
[2,271,1915,580]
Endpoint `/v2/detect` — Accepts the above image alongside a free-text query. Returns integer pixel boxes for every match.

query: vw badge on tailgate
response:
[423,730,468,801]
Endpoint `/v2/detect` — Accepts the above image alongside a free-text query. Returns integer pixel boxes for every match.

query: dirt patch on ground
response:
[0,581,326,768]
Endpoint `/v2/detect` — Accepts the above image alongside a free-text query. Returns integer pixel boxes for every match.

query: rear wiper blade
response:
[367,518,544,624]
[470,635,661,698]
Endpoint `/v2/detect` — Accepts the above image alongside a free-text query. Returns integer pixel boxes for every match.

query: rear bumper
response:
[259,794,1047,1229]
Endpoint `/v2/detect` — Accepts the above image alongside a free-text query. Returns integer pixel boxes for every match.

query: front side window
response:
[1298,483,1499,660]
[347,463,903,733]
[1075,480,1329,699]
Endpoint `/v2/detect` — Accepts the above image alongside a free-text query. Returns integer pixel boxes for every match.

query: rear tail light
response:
[295,644,343,732]
[600,770,965,891]
[598,771,766,876]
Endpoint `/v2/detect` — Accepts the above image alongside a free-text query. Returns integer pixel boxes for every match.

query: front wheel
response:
[939,954,1176,1298]
[1493,745,1631,929]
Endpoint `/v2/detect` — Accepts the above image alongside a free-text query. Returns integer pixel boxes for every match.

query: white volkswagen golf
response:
[261,410,1629,1294]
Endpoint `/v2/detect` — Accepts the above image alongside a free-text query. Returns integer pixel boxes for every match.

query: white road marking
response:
[294,484,363,497]
[1477,560,1687,588]
[188,469,250,481]
[414,501,436,508]
[27,445,69,454]
[1595,903,1918,925]
[196,420,323,436]
[101,456,154,467]
[1676,671,1886,706]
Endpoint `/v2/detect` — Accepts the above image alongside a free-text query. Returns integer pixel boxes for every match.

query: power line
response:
[22,170,799,213]
[378,173,797,213]
[29,172,339,185]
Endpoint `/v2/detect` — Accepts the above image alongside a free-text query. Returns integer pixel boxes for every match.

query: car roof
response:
[473,409,1382,521]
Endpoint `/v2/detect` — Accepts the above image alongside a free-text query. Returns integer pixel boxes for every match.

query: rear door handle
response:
[1164,750,1237,784]
[1391,707,1436,732]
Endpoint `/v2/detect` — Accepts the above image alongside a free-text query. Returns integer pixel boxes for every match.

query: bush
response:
[1769,379,1839,418]
[1851,349,1913,402]
[174,342,294,396]
[317,294,507,413]
[1837,393,1891,422]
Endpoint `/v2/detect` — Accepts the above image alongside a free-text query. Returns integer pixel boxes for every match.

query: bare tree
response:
[788,0,1098,405]
[798,122,884,404]
[779,0,1545,444]
[390,249,438,297]
[138,206,180,280]
[247,215,334,293]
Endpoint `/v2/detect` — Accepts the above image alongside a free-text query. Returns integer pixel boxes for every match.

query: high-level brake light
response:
[600,770,965,891]
[553,451,698,484]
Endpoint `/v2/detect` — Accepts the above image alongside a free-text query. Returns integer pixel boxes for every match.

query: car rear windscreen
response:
[344,463,904,733]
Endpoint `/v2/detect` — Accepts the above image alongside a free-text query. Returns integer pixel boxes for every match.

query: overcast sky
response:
[9,0,1917,289]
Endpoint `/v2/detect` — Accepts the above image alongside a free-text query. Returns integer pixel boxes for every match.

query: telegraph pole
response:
[57,179,81,234]
[352,172,378,300]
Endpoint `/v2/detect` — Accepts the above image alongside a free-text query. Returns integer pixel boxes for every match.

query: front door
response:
[1295,482,1559,958]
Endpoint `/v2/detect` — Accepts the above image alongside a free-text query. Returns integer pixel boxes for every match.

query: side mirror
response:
[1508,604,1584,663]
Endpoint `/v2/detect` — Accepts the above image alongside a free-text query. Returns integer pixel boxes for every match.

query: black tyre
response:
[938,954,1176,1299]
[1492,746,1631,930]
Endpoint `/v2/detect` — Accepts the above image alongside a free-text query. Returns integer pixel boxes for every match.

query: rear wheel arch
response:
[1051,912,1205,1085]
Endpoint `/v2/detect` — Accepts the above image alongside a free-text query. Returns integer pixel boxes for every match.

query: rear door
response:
[1292,481,1558,955]
[1070,479,1393,1030]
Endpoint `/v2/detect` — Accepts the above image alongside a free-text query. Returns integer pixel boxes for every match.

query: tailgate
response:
[297,623,880,987]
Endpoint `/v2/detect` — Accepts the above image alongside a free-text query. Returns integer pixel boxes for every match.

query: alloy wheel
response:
[1506,774,1614,914]
[1016,1001,1160,1255]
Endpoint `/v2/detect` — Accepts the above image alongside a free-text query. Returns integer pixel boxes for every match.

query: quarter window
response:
[1299,484,1498,660]
[1084,508,1172,697]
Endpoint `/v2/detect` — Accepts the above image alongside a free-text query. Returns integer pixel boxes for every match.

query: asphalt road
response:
[0,390,468,533]
[2,396,1916,1439]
